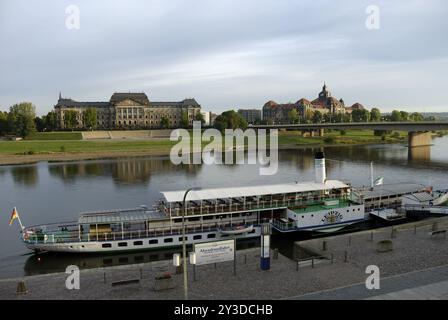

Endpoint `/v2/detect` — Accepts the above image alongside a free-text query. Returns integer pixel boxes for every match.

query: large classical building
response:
[262,83,366,124]
[54,92,201,130]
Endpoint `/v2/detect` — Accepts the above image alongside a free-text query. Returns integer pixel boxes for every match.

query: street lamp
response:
[182,187,201,300]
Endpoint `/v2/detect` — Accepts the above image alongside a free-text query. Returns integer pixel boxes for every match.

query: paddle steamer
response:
[16,152,436,253]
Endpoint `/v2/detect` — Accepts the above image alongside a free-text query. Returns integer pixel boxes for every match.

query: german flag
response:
[9,207,19,226]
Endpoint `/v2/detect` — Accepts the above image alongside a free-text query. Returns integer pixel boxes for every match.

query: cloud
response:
[0,0,447,114]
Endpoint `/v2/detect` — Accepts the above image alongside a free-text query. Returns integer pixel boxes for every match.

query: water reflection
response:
[408,146,431,162]
[23,238,259,276]
[10,166,39,187]
[48,157,202,186]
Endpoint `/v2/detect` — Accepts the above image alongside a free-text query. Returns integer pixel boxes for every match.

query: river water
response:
[1,137,448,279]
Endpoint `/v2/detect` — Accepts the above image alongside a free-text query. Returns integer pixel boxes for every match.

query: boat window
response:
[134,256,144,262]
[173,218,182,223]
[164,238,173,243]
[133,241,143,246]
[189,217,200,221]
[203,215,214,220]
[149,239,158,244]
[178,236,187,242]
[103,258,113,265]
[118,242,128,247]
[102,243,112,248]
[119,257,128,263]
[193,235,202,240]
[249,229,256,234]
[207,233,216,239]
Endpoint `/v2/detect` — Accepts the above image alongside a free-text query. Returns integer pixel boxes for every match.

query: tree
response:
[8,102,36,137]
[288,109,299,124]
[370,108,381,122]
[311,111,323,123]
[304,109,314,123]
[351,109,370,122]
[45,111,58,131]
[34,116,46,132]
[64,110,78,130]
[288,108,299,124]
[400,111,409,121]
[213,110,247,132]
[390,110,402,122]
[82,108,97,130]
[0,111,9,135]
[180,110,189,128]
[160,116,170,129]
[194,112,205,125]
[409,112,423,122]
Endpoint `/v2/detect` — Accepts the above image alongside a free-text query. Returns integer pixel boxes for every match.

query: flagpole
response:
[14,207,25,230]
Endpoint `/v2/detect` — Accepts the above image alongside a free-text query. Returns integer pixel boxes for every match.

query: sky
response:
[0,0,447,116]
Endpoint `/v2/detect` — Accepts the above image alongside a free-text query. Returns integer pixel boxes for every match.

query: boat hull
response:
[24,227,261,254]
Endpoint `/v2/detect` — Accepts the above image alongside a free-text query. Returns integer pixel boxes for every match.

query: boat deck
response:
[289,199,353,214]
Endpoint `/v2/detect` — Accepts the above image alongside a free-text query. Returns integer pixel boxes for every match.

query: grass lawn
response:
[0,129,408,156]
[26,132,82,140]
[278,129,407,146]
[0,140,177,155]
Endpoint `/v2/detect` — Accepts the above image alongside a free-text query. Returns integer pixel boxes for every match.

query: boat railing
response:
[169,196,349,217]
[22,218,260,245]
[271,219,296,231]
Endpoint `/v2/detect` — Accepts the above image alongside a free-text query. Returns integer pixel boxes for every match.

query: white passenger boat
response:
[12,152,429,254]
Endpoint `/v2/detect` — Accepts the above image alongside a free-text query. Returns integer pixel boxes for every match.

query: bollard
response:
[296,261,299,271]
[139,268,143,279]
[432,222,438,232]
[391,228,396,239]
[414,225,417,235]
[16,281,28,294]
[244,254,247,264]
[311,258,314,268]
[344,251,348,263]
[369,231,374,242]
[322,241,327,251]
[103,272,106,284]
[175,266,182,275]
[273,248,279,260]
[214,263,217,269]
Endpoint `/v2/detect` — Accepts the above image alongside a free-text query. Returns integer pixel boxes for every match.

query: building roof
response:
[160,180,349,203]
[350,103,365,110]
[296,98,311,105]
[150,98,200,107]
[55,98,110,108]
[110,92,150,105]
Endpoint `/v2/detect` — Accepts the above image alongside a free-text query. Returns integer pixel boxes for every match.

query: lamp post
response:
[182,187,201,300]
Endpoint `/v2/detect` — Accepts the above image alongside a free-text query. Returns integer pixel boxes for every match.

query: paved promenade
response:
[1,217,448,300]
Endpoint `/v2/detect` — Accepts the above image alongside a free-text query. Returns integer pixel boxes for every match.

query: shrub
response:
[323,137,335,144]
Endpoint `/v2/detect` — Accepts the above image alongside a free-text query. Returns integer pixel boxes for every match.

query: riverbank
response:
[2,217,448,300]
[0,130,408,166]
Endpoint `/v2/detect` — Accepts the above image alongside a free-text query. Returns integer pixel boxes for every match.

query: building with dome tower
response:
[262,83,366,124]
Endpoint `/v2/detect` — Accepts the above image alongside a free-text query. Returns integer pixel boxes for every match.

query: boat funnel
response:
[314,151,326,184]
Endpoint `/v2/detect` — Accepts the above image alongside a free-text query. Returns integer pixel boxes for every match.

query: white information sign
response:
[194,240,235,266]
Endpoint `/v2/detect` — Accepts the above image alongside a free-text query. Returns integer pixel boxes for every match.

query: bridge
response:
[250,122,448,147]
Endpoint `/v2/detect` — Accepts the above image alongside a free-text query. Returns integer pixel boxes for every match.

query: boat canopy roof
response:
[353,183,428,200]
[161,180,349,203]
[78,207,165,225]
